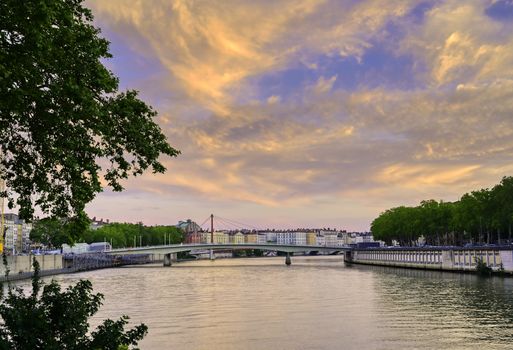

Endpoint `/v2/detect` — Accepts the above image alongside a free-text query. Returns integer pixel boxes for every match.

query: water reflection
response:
[352,264,513,349]
[13,257,513,350]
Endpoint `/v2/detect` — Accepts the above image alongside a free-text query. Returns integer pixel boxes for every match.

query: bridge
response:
[107,243,350,266]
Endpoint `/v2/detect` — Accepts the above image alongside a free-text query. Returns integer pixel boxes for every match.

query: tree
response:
[81,223,185,249]
[29,217,68,248]
[491,177,513,243]
[371,177,513,246]
[0,258,147,349]
[30,214,91,247]
[0,0,179,226]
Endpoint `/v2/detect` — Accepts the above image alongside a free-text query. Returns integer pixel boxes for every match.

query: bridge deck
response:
[107,243,348,256]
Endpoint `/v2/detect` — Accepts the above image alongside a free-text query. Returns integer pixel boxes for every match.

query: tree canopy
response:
[0,0,179,222]
[0,259,147,349]
[82,222,184,249]
[371,176,513,246]
[29,214,91,248]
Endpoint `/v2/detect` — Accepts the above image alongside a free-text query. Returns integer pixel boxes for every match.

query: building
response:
[244,233,258,244]
[201,231,212,243]
[257,233,267,244]
[185,232,202,244]
[213,231,229,244]
[176,219,202,234]
[89,242,112,252]
[62,243,90,254]
[306,232,317,245]
[90,217,110,230]
[316,234,326,246]
[276,232,307,245]
[294,232,307,245]
[341,232,352,245]
[230,232,245,244]
[1,213,32,254]
[62,242,112,254]
[179,219,203,243]
[355,233,374,244]
[276,232,292,245]
[264,232,277,243]
[324,233,338,247]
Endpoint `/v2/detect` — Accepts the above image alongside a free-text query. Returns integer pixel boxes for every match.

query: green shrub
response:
[0,256,147,350]
[475,257,493,277]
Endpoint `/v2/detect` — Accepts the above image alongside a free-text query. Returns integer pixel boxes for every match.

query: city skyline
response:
[85,0,513,230]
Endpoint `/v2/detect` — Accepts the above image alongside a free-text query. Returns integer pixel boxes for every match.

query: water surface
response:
[33,257,513,349]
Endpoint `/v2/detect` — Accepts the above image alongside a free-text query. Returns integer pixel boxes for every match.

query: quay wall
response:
[346,247,513,274]
[1,253,153,282]
[0,254,63,276]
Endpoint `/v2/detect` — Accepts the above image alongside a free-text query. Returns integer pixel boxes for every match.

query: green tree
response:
[83,223,184,248]
[491,177,513,243]
[30,214,91,247]
[0,259,147,349]
[371,206,421,246]
[0,0,179,227]
[472,189,494,243]
[371,177,513,246]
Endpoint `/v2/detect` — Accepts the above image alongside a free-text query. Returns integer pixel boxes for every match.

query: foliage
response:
[30,214,91,247]
[0,257,147,349]
[82,223,184,248]
[0,0,179,224]
[497,263,506,277]
[475,257,493,277]
[371,176,513,246]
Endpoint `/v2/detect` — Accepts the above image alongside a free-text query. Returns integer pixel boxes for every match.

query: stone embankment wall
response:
[0,254,64,281]
[1,253,153,282]
[346,247,513,274]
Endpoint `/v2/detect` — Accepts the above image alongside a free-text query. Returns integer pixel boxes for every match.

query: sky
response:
[84,0,513,231]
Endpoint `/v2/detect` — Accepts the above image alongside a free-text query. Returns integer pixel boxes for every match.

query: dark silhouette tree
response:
[0,0,179,233]
[0,259,147,349]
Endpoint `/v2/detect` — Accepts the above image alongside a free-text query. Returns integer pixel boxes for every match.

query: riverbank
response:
[0,253,153,282]
[345,246,513,276]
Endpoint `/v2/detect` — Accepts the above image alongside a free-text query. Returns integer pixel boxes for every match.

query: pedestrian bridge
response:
[107,243,349,266]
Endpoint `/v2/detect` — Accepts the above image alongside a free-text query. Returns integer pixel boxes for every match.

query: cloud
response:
[399,1,513,85]
[267,95,281,104]
[84,1,513,230]
[313,75,337,93]
[89,0,418,110]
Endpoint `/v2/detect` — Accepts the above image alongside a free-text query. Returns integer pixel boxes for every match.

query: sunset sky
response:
[85,0,513,231]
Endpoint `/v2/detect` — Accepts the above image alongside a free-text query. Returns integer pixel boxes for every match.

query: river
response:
[28,256,513,349]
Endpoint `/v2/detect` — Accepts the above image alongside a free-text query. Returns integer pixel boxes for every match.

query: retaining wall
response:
[0,254,63,276]
[347,247,513,274]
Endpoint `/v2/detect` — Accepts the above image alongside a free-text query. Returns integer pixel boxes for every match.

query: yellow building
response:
[306,232,317,245]
[213,231,229,244]
[201,231,212,243]
[244,233,258,244]
[230,232,245,244]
